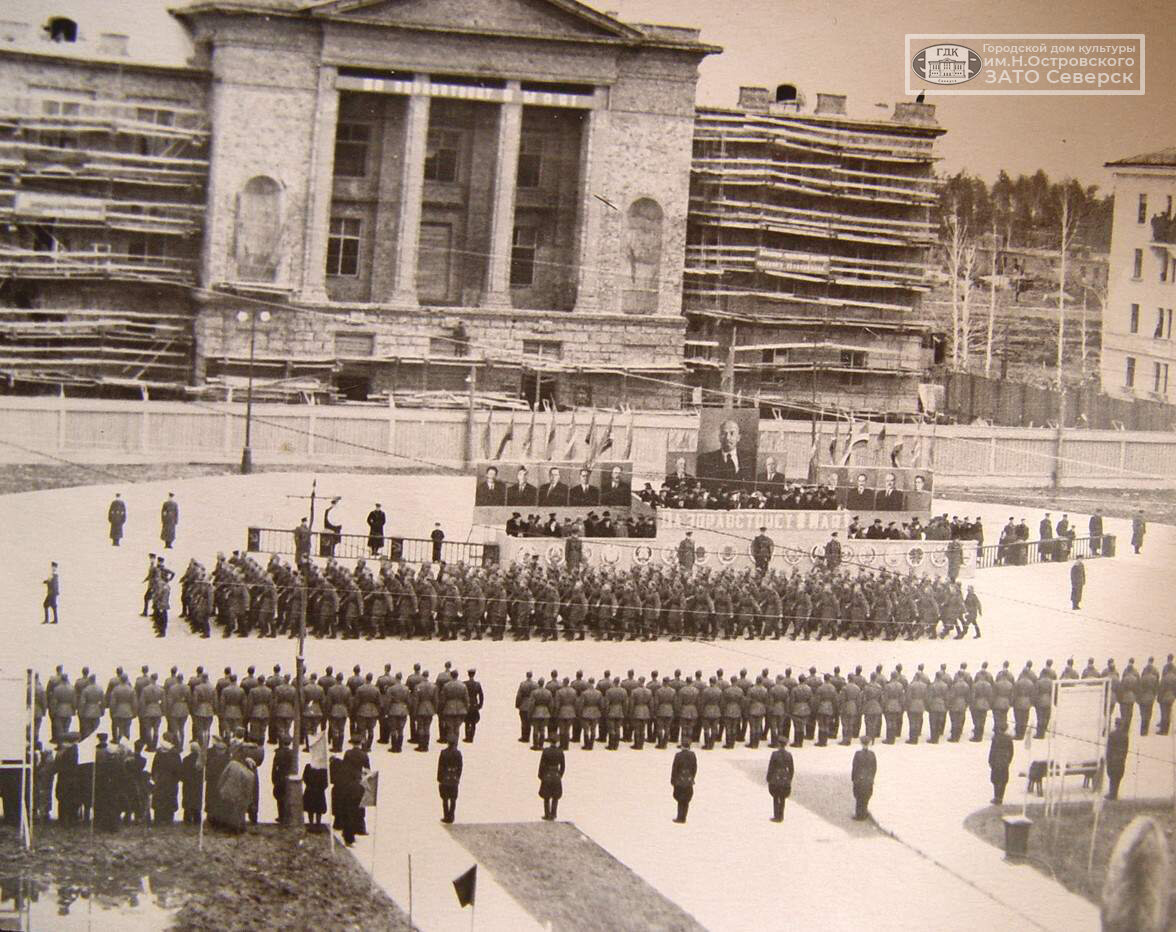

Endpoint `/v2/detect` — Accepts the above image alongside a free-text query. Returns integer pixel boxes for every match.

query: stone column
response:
[481,82,522,308]
[573,88,607,313]
[299,66,339,303]
[390,85,430,306]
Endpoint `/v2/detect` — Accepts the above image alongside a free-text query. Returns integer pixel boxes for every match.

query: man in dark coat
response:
[1131,511,1146,554]
[751,528,773,576]
[671,737,697,823]
[988,722,1014,804]
[1105,718,1129,800]
[767,745,794,822]
[108,494,127,546]
[160,493,179,549]
[366,504,386,556]
[272,734,296,823]
[851,735,876,820]
[437,735,463,823]
[180,740,204,825]
[463,669,484,743]
[151,734,183,824]
[538,732,566,820]
[1088,509,1104,555]
[430,523,445,563]
[1070,557,1086,610]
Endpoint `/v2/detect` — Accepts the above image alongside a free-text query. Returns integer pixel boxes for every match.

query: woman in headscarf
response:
[217,751,255,834]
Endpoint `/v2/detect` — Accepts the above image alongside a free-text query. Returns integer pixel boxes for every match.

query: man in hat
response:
[108,493,127,546]
[1105,718,1129,800]
[851,735,876,821]
[42,562,60,625]
[1070,556,1086,610]
[366,503,386,556]
[767,741,794,822]
[437,734,463,823]
[160,492,179,549]
[671,736,697,823]
[538,731,566,821]
[272,734,296,823]
[988,721,1014,804]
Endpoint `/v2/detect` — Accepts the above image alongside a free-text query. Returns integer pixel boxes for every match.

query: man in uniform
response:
[1104,718,1129,800]
[353,674,382,750]
[1138,657,1160,736]
[384,674,411,753]
[1070,556,1086,610]
[989,722,1014,804]
[108,493,127,546]
[463,669,484,743]
[366,503,386,556]
[751,528,773,576]
[326,675,352,753]
[411,672,438,752]
[164,673,191,747]
[538,732,566,821]
[138,674,164,749]
[43,562,61,625]
[437,735,463,823]
[767,743,794,822]
[160,492,179,549]
[851,735,877,821]
[671,737,697,823]
[190,674,217,748]
[514,672,536,744]
[439,671,469,746]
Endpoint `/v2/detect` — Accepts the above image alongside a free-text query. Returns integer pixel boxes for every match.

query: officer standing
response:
[437,735,463,823]
[851,735,876,821]
[538,732,565,821]
[366,503,386,556]
[1070,556,1086,610]
[160,493,179,549]
[988,722,1014,804]
[108,494,127,546]
[766,743,794,822]
[463,669,484,742]
[1104,718,1129,800]
[42,562,60,625]
[671,737,697,824]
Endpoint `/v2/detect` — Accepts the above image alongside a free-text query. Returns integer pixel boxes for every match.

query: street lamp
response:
[237,309,271,474]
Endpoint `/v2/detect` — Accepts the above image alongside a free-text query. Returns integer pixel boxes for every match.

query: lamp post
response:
[237,309,271,474]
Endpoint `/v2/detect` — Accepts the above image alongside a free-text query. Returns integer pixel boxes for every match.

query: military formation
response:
[512,654,1176,753]
[141,552,983,642]
[32,661,485,758]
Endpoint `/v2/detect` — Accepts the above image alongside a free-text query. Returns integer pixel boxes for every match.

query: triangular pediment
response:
[305,0,642,41]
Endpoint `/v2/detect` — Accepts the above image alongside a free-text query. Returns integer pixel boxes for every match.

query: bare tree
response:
[985,218,999,376]
[1055,186,1079,390]
[959,241,977,369]
[941,206,971,369]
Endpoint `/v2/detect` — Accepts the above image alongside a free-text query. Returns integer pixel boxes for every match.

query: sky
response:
[613,0,1176,194]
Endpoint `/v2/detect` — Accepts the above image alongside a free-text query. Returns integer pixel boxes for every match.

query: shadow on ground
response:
[731,758,884,838]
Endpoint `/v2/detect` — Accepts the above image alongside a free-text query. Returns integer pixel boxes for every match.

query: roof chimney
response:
[737,86,770,112]
[892,101,938,125]
[814,93,847,116]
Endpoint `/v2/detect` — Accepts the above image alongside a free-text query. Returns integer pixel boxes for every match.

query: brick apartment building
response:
[0,0,717,406]
[1101,146,1176,403]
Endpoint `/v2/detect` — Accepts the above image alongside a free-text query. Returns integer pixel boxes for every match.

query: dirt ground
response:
[0,823,414,931]
[965,799,1176,927]
[448,821,705,932]
[950,485,1176,525]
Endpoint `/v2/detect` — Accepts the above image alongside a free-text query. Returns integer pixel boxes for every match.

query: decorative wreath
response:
[782,548,803,565]
[694,545,709,565]
[842,545,856,564]
[857,545,877,565]
[662,546,678,567]
[810,544,825,562]
[884,550,903,568]
[517,545,537,564]
[906,547,926,567]
[546,544,564,567]
[929,549,948,567]
[602,544,621,564]
[634,545,653,565]
[719,544,738,565]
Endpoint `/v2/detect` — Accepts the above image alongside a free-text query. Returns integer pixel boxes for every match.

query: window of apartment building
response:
[333,123,371,178]
[127,234,165,260]
[1125,356,1135,388]
[1163,254,1169,283]
[335,332,375,357]
[424,129,461,183]
[1138,193,1148,224]
[1154,362,1169,396]
[326,217,361,276]
[840,350,867,368]
[521,339,562,360]
[510,226,537,286]
[1155,308,1173,339]
[1129,303,1139,333]
[517,133,544,188]
[1133,249,1143,279]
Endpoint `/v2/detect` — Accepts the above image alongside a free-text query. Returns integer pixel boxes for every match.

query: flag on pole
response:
[595,411,617,461]
[583,409,597,448]
[453,865,477,908]
[564,407,579,458]
[523,404,538,456]
[839,421,870,466]
[910,423,923,467]
[482,409,494,459]
[889,436,905,468]
[494,413,515,460]
[308,731,328,770]
[623,405,636,459]
[76,730,98,765]
[828,417,840,463]
[545,403,558,458]
[360,770,379,807]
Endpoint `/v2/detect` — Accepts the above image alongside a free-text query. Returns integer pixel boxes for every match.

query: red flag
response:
[523,404,537,457]
[494,413,515,460]
[482,409,494,459]
[583,409,597,447]
[564,407,578,458]
[545,403,558,458]
[623,406,636,460]
[453,865,477,908]
[839,421,870,466]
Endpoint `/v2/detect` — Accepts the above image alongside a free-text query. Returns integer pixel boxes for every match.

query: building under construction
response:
[684,86,945,417]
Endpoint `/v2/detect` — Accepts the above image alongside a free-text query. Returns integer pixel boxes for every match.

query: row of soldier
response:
[162,553,981,643]
[34,661,485,757]
[512,654,1176,752]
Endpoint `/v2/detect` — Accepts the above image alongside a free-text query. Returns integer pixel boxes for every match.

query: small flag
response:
[494,413,515,460]
[360,770,379,807]
[309,731,328,770]
[546,404,558,458]
[564,408,578,458]
[584,409,597,447]
[890,437,905,468]
[623,405,636,460]
[482,409,494,459]
[453,865,477,908]
[839,422,870,466]
[523,404,538,457]
[596,411,617,460]
[76,730,98,765]
[910,430,923,467]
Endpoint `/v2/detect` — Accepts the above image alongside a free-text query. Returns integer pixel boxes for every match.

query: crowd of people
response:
[994,511,1107,565]
[140,552,983,642]
[504,511,657,538]
[512,654,1176,755]
[843,513,985,543]
[643,477,840,511]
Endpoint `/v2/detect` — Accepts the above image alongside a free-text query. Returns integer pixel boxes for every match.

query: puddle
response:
[0,874,182,930]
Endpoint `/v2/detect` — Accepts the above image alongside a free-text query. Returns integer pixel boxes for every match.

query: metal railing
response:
[246,527,497,566]
[975,534,1115,570]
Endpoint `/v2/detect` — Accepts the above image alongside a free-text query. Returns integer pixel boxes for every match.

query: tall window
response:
[1125,356,1135,388]
[326,217,361,277]
[333,123,371,178]
[1154,362,1169,395]
[1138,193,1148,224]
[522,339,562,359]
[510,226,536,286]
[1133,249,1143,278]
[235,176,283,282]
[517,133,543,188]
[1129,303,1139,333]
[127,234,165,260]
[1155,308,1165,339]
[424,129,461,183]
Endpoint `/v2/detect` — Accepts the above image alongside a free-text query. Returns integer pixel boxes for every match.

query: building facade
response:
[684,87,945,417]
[1,0,716,407]
[1101,147,1176,403]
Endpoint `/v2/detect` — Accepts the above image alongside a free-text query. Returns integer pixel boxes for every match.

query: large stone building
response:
[1101,146,1176,403]
[684,86,945,417]
[0,0,717,406]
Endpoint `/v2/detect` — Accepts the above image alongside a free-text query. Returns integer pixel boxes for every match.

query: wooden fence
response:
[1,396,1176,489]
